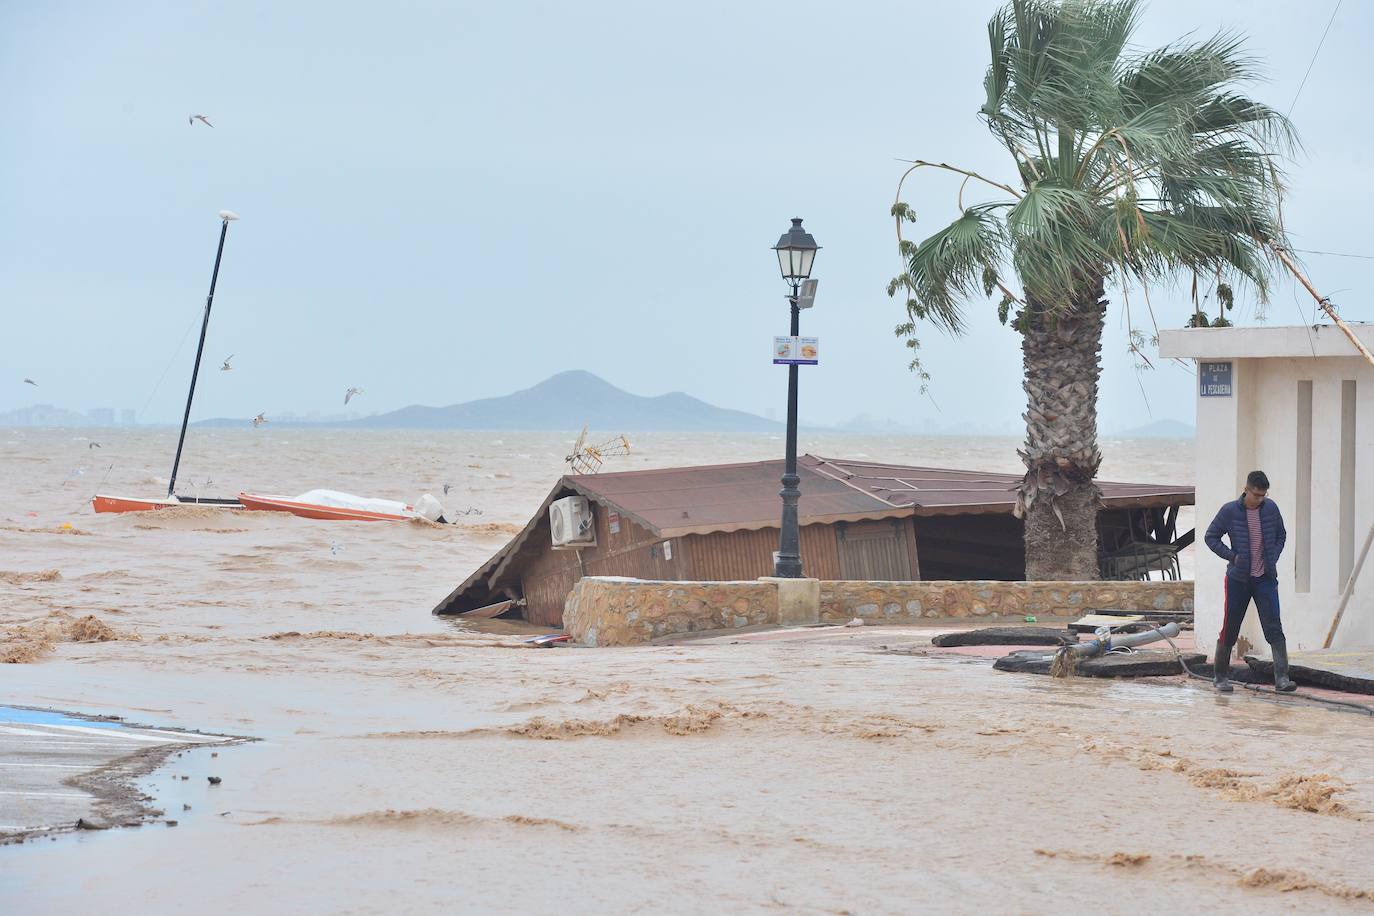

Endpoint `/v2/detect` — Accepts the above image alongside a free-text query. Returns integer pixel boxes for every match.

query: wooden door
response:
[836,519,914,581]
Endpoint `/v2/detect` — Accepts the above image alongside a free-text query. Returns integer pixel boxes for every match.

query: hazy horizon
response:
[5,1,1369,431]
[0,368,1198,436]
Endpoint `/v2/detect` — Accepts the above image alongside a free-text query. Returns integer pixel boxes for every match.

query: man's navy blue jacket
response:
[1204,495,1287,582]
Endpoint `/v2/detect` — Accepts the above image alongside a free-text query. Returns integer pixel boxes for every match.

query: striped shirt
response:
[1247,507,1265,576]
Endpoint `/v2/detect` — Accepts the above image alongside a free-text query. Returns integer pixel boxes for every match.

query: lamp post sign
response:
[773,336,819,365]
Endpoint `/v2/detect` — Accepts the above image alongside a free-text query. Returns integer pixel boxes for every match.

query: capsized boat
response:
[92,495,243,514]
[237,490,449,523]
[93,210,245,515]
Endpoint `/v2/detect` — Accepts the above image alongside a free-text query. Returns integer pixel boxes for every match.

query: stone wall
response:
[818,579,1194,624]
[564,577,777,647]
[562,576,1194,646]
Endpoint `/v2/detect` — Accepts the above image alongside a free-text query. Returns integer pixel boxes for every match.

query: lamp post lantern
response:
[771,217,819,578]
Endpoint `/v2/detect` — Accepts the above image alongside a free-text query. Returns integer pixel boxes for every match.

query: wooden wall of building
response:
[517,502,852,625]
[681,523,841,581]
[514,501,1176,626]
[834,518,920,580]
[517,503,688,626]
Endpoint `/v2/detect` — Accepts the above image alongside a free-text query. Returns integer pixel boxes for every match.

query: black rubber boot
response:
[1272,640,1297,692]
[1213,641,1234,693]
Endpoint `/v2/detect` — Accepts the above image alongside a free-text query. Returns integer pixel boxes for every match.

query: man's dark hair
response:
[1246,470,1270,490]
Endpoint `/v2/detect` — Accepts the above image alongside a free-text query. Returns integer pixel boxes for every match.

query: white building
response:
[1158,324,1373,650]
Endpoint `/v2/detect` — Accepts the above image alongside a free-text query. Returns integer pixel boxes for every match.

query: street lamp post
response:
[772,218,819,578]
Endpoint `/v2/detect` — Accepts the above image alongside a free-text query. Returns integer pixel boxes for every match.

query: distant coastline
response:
[4,371,1194,437]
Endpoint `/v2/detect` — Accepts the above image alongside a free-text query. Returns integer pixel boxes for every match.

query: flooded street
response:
[6,430,1371,912]
[5,633,1372,912]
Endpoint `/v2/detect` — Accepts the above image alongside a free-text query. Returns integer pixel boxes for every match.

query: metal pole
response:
[168,218,231,498]
[1269,243,1374,369]
[775,282,803,578]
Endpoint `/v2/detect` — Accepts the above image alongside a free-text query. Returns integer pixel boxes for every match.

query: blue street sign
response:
[1200,361,1232,397]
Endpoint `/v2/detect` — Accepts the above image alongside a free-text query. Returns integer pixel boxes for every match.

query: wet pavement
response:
[0,707,232,840]
[1289,648,1374,687]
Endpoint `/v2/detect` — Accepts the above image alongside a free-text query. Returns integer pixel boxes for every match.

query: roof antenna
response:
[565,424,632,475]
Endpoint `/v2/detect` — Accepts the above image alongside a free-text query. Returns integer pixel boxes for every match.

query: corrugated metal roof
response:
[431,455,1193,614]
[570,454,1192,537]
[805,456,1192,518]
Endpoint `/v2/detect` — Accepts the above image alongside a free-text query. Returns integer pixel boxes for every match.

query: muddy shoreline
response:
[1,705,251,846]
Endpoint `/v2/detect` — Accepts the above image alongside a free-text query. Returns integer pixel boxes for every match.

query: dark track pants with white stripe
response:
[1220,573,1285,646]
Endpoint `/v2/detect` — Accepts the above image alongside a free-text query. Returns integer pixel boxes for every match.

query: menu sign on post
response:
[773,336,819,365]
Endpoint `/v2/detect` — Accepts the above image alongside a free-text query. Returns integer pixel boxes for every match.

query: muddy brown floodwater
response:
[5,429,1371,913]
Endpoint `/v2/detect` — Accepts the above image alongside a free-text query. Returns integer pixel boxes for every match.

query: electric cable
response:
[1157,630,1374,716]
[1286,0,1342,119]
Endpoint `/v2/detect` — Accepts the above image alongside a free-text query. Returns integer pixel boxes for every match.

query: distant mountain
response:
[1113,419,1195,439]
[198,371,782,432]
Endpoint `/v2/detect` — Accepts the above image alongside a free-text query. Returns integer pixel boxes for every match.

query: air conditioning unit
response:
[550,495,596,549]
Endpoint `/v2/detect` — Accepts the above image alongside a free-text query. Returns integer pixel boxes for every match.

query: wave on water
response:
[453,522,522,537]
[1,609,122,664]
[267,630,377,641]
[119,505,238,524]
[263,630,526,649]
[216,553,284,572]
[248,809,581,832]
[0,568,62,585]
[132,523,248,533]
[360,703,767,742]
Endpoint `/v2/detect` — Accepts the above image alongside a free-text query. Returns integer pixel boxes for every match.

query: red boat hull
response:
[236,493,411,522]
[91,495,243,514]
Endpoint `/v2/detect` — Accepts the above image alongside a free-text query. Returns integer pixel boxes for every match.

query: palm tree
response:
[890,0,1294,579]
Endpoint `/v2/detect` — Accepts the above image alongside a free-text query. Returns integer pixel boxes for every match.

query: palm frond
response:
[897,0,1296,342]
[900,204,1013,333]
[1007,181,1105,305]
[1117,31,1258,123]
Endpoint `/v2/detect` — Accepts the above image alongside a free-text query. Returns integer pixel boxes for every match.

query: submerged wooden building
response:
[434,455,1194,626]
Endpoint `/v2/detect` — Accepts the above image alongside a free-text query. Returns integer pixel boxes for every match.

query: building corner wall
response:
[1189,349,1374,650]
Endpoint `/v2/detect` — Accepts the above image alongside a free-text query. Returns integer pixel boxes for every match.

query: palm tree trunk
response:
[1015,281,1105,580]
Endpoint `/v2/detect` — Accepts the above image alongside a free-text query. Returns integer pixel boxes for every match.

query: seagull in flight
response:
[252,413,268,428]
[189,114,213,128]
[220,355,233,371]
[23,378,37,386]
[344,387,364,405]
[442,483,452,496]
[88,442,102,449]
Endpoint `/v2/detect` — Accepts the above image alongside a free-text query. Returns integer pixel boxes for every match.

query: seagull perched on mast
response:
[252,413,268,428]
[344,387,363,405]
[189,114,213,128]
[220,355,233,371]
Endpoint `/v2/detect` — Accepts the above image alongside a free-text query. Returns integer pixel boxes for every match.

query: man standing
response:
[1204,470,1296,693]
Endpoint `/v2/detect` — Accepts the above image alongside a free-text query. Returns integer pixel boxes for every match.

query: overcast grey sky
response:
[3,0,1369,431]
